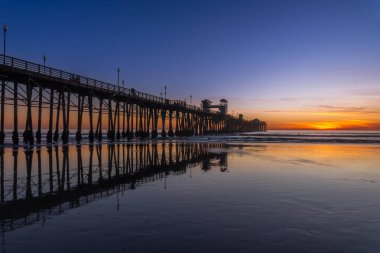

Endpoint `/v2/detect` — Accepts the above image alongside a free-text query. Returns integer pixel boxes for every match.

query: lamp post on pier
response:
[3,23,7,63]
[164,85,167,100]
[117,67,120,86]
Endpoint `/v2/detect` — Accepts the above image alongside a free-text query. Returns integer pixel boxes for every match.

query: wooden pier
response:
[0,54,267,145]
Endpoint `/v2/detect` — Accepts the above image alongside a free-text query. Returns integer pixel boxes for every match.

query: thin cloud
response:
[249,98,274,103]
[249,97,332,103]
[317,105,380,114]
[278,97,297,102]
[347,88,380,96]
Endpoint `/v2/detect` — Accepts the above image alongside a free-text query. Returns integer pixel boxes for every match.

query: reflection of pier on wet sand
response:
[0,142,228,233]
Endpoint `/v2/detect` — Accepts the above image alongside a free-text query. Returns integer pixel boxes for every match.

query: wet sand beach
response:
[1,137,379,252]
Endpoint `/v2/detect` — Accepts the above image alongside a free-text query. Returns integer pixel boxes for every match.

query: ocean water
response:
[190,130,380,144]
[0,131,379,252]
[3,129,380,146]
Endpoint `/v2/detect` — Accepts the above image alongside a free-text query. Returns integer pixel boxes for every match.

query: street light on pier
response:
[190,95,192,106]
[117,67,120,86]
[164,85,167,100]
[3,23,8,64]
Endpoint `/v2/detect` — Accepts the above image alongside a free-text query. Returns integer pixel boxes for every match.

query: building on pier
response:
[201,98,228,115]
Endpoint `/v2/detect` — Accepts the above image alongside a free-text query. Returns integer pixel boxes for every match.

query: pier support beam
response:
[96,99,103,141]
[175,111,179,136]
[116,101,121,140]
[36,86,43,143]
[161,109,167,137]
[146,108,152,138]
[168,110,174,137]
[88,95,94,142]
[61,91,70,144]
[138,106,143,138]
[12,82,19,145]
[23,82,34,145]
[126,103,132,140]
[54,91,61,142]
[0,80,5,144]
[135,105,139,137]
[122,102,126,138]
[47,89,54,143]
[107,98,114,140]
[128,104,133,140]
[76,95,84,142]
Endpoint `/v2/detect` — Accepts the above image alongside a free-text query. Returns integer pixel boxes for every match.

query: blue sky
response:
[1,0,380,128]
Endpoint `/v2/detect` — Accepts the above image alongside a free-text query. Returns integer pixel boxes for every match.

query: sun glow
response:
[308,122,342,130]
[258,116,380,130]
[246,109,380,131]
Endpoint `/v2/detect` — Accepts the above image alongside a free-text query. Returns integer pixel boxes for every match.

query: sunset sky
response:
[1,0,380,130]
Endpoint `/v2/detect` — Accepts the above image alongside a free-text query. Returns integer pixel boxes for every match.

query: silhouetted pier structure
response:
[0,142,227,233]
[0,54,267,145]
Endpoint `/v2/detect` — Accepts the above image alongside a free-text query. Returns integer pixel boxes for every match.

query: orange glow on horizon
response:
[304,122,343,130]
[243,110,380,131]
[3,102,379,131]
[268,120,380,130]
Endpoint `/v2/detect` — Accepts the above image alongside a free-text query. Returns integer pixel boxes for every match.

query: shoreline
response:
[0,140,378,153]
